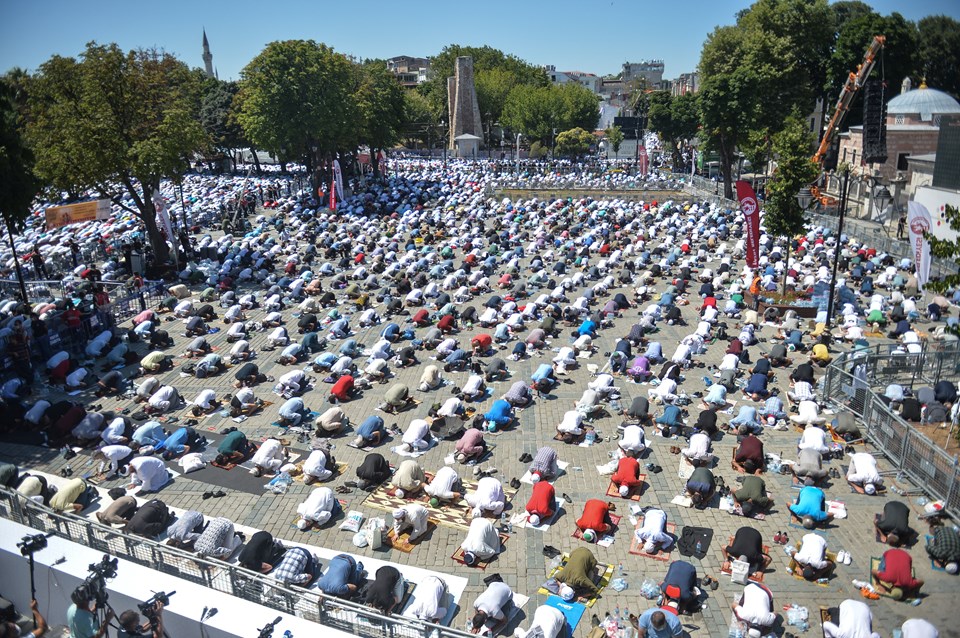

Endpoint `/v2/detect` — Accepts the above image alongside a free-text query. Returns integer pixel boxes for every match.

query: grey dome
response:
[887,86,960,122]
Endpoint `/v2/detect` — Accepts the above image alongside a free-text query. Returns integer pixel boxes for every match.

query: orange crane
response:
[811,35,885,205]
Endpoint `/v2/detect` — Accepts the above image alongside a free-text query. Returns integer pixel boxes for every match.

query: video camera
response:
[138,590,174,625]
[17,533,52,556]
[77,555,119,607]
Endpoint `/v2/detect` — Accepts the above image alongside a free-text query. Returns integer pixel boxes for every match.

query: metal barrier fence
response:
[821,342,960,519]
[0,487,475,638]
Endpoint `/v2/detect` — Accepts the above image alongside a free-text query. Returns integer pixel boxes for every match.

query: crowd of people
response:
[0,157,957,638]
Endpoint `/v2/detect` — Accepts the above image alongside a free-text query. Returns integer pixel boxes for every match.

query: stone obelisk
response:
[447,56,484,149]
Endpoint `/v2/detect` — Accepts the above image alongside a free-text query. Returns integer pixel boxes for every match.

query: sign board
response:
[44,199,112,230]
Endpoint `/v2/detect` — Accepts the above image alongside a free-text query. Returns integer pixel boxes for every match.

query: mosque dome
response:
[887,84,960,122]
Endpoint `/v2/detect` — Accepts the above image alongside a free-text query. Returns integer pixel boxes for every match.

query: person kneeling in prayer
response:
[295,487,342,530]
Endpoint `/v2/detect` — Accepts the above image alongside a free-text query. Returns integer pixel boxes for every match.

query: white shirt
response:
[462,375,484,395]
[461,517,500,557]
[620,425,646,452]
[251,439,284,466]
[303,450,329,476]
[404,575,446,621]
[736,582,776,627]
[720,353,741,371]
[193,389,217,410]
[402,419,430,445]
[795,533,829,569]
[557,411,583,434]
[847,452,881,484]
[101,417,127,444]
[798,425,829,453]
[471,476,505,508]
[683,432,712,460]
[473,581,513,619]
[425,466,459,499]
[522,606,566,638]
[298,487,336,519]
[901,619,938,638]
[828,599,879,638]
[654,378,678,398]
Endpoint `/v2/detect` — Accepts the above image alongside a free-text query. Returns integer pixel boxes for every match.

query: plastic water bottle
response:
[614,606,620,624]
[696,539,703,554]
[618,561,624,576]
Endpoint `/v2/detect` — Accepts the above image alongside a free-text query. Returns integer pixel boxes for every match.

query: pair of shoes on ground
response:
[518,452,533,463]
[202,490,227,499]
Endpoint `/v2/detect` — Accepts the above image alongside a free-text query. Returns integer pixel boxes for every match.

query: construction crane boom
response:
[813,35,886,167]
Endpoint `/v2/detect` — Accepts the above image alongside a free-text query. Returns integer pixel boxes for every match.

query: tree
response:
[353,60,406,178]
[605,125,624,159]
[401,89,436,148]
[199,78,248,170]
[554,128,594,158]
[647,91,700,169]
[924,204,960,336]
[501,83,599,144]
[918,16,960,98]
[236,40,355,171]
[764,114,819,294]
[698,0,833,198]
[27,43,207,264]
[0,76,41,298]
[418,45,548,122]
[826,10,919,129]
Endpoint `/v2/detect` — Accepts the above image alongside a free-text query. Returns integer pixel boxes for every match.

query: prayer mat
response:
[787,505,830,536]
[828,426,863,445]
[875,513,886,543]
[391,439,438,458]
[445,444,498,466]
[451,533,509,570]
[604,476,647,501]
[386,521,438,552]
[925,535,947,571]
[628,518,676,561]
[572,514,622,542]
[510,499,563,531]
[787,558,832,586]
[543,595,586,637]
[721,560,765,583]
[364,482,472,531]
[820,608,837,638]
[869,556,919,601]
[678,455,696,480]
[538,555,613,608]
[520,460,569,485]
[553,429,589,444]
[210,443,258,470]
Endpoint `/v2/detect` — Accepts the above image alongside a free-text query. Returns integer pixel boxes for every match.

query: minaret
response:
[202,29,214,79]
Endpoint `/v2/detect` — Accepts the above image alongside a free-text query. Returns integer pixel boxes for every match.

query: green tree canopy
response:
[0,76,40,231]
[27,42,207,263]
[200,78,247,165]
[918,15,960,98]
[418,44,548,122]
[924,204,960,336]
[554,127,594,158]
[236,40,355,164]
[647,91,700,169]
[353,60,406,176]
[605,125,624,158]
[501,83,599,144]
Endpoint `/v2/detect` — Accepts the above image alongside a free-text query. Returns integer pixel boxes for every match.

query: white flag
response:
[333,159,344,203]
[907,201,932,291]
[153,193,174,246]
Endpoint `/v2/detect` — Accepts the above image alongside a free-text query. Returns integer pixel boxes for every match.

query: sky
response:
[1,0,958,82]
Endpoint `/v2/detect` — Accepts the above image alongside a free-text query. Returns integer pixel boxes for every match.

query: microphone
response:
[206,608,218,620]
[201,607,208,621]
[272,617,282,626]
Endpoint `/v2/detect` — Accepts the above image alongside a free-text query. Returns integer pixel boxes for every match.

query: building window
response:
[934,115,942,127]
[895,114,904,125]
[842,148,847,163]
[897,153,910,171]
[809,118,815,132]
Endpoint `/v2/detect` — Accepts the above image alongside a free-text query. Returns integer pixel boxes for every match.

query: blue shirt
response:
[157,427,189,452]
[358,415,385,439]
[484,399,512,423]
[637,607,682,637]
[578,319,597,336]
[279,398,305,419]
[745,373,768,395]
[318,554,358,597]
[656,405,681,426]
[67,604,97,638]
[791,485,827,521]
[532,364,553,382]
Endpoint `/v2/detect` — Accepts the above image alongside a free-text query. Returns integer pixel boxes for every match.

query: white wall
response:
[913,186,960,243]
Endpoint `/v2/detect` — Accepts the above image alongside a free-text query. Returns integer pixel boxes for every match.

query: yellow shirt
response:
[812,344,830,361]
[141,351,166,369]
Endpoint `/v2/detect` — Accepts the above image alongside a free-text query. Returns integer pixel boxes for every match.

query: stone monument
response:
[448,56,484,149]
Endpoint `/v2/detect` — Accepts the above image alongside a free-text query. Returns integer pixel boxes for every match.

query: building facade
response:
[387,55,431,88]
[621,60,664,89]
[545,66,602,94]
[670,72,699,96]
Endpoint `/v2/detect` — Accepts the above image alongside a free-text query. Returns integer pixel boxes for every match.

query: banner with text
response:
[907,200,932,290]
[44,199,112,230]
[735,180,761,269]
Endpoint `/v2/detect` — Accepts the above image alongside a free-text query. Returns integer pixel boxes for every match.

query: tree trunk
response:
[371,147,380,181]
[250,147,262,175]
[719,136,735,199]
[137,194,171,265]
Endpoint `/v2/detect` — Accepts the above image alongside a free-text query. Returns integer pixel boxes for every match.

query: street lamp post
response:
[441,119,447,166]
[515,133,522,174]
[822,169,850,330]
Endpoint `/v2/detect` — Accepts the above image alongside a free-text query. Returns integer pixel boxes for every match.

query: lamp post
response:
[872,183,892,224]
[515,133,522,175]
[441,119,447,166]
[822,169,850,330]
[486,112,492,161]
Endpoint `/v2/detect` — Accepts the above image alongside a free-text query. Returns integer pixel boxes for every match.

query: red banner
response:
[329,179,337,211]
[735,180,761,269]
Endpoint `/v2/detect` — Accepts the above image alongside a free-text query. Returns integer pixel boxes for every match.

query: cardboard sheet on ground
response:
[444,444,496,466]
[543,595,586,637]
[392,439,438,458]
[520,460,570,484]
[678,455,696,480]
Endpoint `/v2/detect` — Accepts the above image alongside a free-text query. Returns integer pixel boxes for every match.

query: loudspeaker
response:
[933,115,960,190]
[862,79,887,164]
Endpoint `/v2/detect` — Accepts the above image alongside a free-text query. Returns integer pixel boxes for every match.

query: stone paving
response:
[2,219,954,638]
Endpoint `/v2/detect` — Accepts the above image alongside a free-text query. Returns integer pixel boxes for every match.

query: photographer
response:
[1,599,47,638]
[117,601,163,638]
[67,588,113,638]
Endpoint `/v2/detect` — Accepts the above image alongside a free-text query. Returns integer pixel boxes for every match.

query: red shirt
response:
[702,297,717,309]
[576,499,610,533]
[736,435,764,465]
[472,334,492,349]
[526,481,556,517]
[877,548,921,589]
[412,309,429,324]
[612,457,642,487]
[437,315,454,332]
[331,375,354,400]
